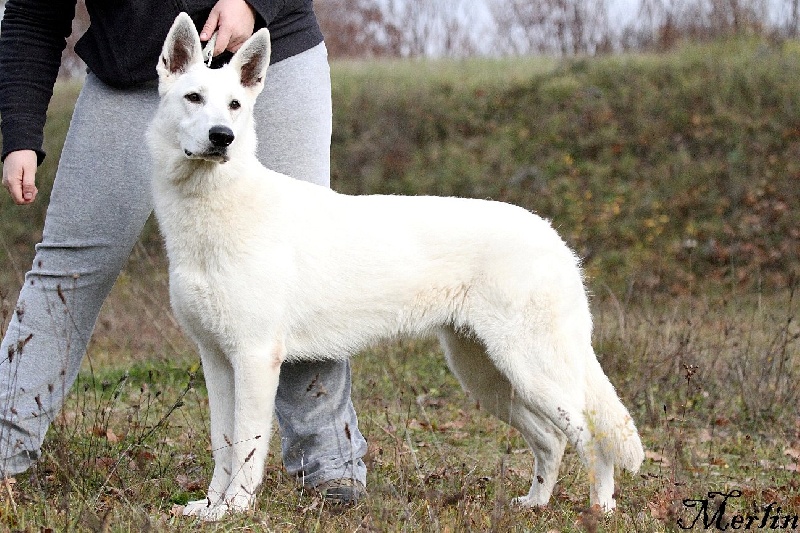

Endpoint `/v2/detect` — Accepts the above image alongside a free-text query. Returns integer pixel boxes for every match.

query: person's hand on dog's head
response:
[2,149,38,205]
[200,0,257,58]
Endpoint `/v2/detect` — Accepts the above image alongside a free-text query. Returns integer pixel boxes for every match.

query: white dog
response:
[148,13,644,521]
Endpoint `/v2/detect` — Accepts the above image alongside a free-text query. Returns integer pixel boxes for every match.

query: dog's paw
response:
[511,494,549,508]
[594,499,617,513]
[182,498,211,515]
[183,498,231,521]
[183,493,254,521]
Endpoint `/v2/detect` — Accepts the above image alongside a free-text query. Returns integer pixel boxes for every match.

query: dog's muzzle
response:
[183,126,235,163]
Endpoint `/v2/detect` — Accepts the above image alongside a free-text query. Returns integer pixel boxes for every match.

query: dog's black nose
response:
[209,126,235,148]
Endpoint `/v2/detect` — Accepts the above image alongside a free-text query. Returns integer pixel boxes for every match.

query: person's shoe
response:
[315,478,367,506]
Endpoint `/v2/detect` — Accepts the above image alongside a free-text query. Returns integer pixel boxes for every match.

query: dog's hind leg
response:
[437,328,567,507]
[589,446,615,511]
[489,339,620,511]
[184,342,235,518]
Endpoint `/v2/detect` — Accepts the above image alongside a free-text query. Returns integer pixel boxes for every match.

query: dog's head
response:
[150,13,271,164]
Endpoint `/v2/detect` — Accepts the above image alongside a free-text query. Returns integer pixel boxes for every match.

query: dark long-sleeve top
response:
[0,0,324,163]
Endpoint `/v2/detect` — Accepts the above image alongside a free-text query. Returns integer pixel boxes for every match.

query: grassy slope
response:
[330,40,800,294]
[0,40,798,531]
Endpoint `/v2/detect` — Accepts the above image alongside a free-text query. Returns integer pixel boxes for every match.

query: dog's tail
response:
[584,353,644,473]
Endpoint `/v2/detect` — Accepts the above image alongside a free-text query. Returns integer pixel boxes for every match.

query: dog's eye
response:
[229,100,241,111]
[185,92,203,104]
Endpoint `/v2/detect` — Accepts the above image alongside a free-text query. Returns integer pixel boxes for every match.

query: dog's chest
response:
[166,237,286,344]
[168,266,234,336]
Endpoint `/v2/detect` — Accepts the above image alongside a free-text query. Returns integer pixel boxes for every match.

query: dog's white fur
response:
[148,13,644,521]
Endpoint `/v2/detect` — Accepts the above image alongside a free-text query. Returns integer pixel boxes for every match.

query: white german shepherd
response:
[148,13,644,521]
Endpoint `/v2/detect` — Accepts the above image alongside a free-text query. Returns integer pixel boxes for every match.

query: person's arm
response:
[0,0,77,162]
[0,0,77,203]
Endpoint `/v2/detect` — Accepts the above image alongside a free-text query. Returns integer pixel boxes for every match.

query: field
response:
[0,39,798,531]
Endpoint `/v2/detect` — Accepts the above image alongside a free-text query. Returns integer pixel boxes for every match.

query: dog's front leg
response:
[183,343,235,519]
[216,338,285,518]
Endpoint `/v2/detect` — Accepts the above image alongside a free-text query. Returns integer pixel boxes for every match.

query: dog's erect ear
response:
[230,29,271,91]
[157,13,203,87]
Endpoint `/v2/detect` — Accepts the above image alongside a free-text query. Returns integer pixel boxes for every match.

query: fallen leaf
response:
[106,429,120,444]
[645,450,671,466]
[407,418,426,430]
[648,500,670,521]
[91,426,121,443]
[175,474,204,491]
[83,456,116,472]
[440,420,466,430]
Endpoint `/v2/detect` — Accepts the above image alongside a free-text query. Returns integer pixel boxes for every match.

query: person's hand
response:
[201,0,257,56]
[2,150,38,205]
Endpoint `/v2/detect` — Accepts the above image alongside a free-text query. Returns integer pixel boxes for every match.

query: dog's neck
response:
[162,155,229,189]
[151,151,265,272]
[151,135,258,196]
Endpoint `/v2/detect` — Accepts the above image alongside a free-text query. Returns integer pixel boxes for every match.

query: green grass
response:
[331,55,558,92]
[1,39,799,531]
[1,281,796,531]
[329,38,800,295]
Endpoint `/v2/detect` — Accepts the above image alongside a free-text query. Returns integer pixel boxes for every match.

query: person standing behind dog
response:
[0,0,368,503]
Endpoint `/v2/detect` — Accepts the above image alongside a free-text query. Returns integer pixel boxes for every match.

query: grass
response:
[1,40,799,530]
[0,275,796,531]
[329,38,800,294]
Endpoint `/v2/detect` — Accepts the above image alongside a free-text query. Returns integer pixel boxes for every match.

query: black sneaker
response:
[315,478,367,506]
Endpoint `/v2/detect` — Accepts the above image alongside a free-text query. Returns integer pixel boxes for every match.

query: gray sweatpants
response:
[0,43,367,487]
